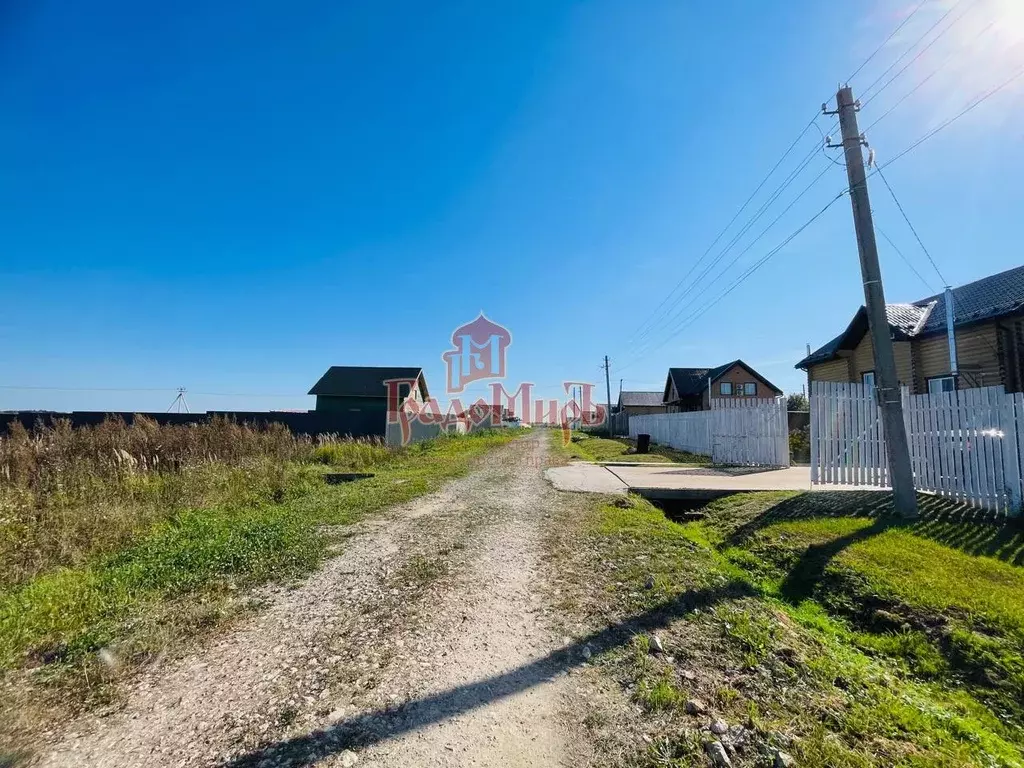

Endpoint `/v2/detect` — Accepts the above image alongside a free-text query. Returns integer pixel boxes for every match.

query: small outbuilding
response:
[308,366,429,414]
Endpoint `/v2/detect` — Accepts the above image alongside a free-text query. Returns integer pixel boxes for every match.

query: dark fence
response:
[0,410,386,439]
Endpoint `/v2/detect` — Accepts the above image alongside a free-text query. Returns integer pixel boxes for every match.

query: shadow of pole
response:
[777,518,891,603]
[220,579,753,767]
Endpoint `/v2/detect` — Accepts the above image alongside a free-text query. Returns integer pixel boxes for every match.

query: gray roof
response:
[618,391,664,407]
[797,265,1024,369]
[308,366,428,398]
[664,360,782,401]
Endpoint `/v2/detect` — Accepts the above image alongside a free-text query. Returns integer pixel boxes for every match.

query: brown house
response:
[616,391,667,417]
[662,360,783,412]
[796,266,1024,394]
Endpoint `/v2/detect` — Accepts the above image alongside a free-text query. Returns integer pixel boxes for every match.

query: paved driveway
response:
[545,462,882,496]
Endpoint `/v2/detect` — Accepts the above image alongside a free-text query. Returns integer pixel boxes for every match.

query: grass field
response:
[558,432,708,464]
[0,419,519,714]
[547,488,1024,766]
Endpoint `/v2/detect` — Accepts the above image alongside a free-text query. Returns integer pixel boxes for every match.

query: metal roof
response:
[618,391,665,407]
[308,366,428,398]
[797,265,1024,369]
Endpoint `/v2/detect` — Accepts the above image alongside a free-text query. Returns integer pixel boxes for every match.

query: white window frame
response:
[719,382,733,396]
[861,371,876,391]
[743,382,756,396]
[928,375,956,394]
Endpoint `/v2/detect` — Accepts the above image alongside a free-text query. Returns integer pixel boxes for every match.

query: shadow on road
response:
[220,579,753,767]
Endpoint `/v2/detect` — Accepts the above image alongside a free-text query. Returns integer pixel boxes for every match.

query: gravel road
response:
[35,430,593,768]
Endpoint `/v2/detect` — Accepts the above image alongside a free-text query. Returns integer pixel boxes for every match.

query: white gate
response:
[810,381,1024,515]
[710,398,790,467]
[629,399,789,467]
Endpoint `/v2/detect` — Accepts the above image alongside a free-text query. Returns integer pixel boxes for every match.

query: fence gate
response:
[810,381,1024,515]
[710,398,790,467]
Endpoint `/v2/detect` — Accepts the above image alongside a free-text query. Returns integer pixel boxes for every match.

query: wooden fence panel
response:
[810,381,1021,515]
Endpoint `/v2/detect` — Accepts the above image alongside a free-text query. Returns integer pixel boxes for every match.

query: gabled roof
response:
[663,360,782,402]
[308,366,428,398]
[618,391,664,407]
[797,265,1024,369]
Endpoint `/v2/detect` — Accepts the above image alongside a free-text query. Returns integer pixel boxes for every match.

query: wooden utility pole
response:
[832,85,918,518]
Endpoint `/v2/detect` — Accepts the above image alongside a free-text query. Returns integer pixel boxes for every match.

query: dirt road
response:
[37,431,595,768]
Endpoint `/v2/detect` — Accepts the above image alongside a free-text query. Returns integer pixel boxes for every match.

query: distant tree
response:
[787,392,809,412]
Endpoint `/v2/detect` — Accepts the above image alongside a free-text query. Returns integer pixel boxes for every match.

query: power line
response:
[877,63,1024,170]
[625,115,821,346]
[860,0,971,102]
[633,140,828,350]
[623,4,938,355]
[876,224,937,293]
[0,385,304,398]
[872,169,1004,375]
[846,0,930,83]
[0,385,173,393]
[618,190,847,371]
[628,159,835,362]
[862,17,998,134]
[874,165,948,286]
[668,192,849,338]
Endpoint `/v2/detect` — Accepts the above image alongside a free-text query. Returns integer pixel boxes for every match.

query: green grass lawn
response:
[558,432,708,464]
[0,430,519,706]
[548,489,1024,767]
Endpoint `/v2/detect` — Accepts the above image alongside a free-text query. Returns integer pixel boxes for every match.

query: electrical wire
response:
[876,63,1024,170]
[860,0,970,102]
[626,158,835,367]
[847,0,931,83]
[633,139,828,349]
[876,224,937,293]
[862,17,999,134]
[622,0,936,359]
[625,115,821,346]
[616,190,847,372]
[874,172,1005,371]
[0,385,306,398]
[874,165,949,286]
[649,160,833,343]
[861,0,978,106]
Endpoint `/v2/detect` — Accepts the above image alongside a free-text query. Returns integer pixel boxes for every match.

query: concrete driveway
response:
[545,462,882,498]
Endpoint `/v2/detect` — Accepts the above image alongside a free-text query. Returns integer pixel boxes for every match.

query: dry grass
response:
[0,417,387,587]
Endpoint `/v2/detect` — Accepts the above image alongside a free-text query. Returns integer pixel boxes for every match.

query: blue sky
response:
[2,0,1022,414]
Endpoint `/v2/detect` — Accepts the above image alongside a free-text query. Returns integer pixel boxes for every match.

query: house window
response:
[928,376,956,394]
[719,382,733,396]
[743,382,756,396]
[862,371,875,391]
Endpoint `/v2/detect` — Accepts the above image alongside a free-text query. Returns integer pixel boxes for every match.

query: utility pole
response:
[603,356,613,436]
[830,85,917,518]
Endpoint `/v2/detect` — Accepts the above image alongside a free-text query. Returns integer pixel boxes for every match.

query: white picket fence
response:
[810,381,1024,515]
[629,411,712,456]
[629,398,789,467]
